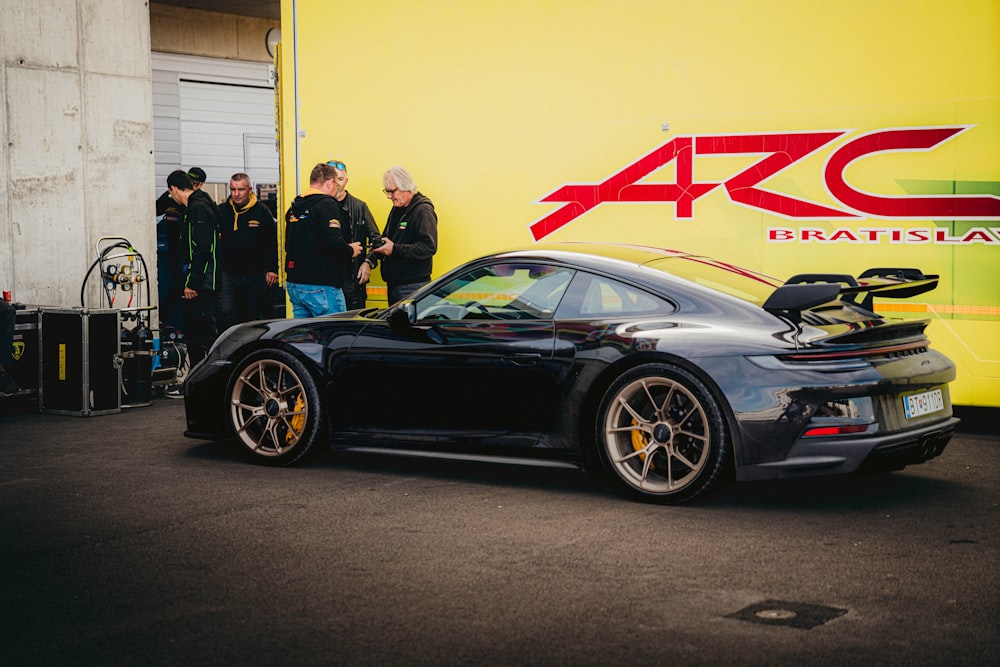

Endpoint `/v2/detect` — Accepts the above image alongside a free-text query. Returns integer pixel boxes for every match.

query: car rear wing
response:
[783,268,939,312]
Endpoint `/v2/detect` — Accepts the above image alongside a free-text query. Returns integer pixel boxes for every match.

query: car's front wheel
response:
[596,363,730,503]
[226,349,325,465]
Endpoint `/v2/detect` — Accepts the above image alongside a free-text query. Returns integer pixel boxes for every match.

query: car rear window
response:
[644,256,780,306]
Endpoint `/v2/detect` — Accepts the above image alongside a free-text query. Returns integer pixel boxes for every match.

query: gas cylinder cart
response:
[75,236,161,409]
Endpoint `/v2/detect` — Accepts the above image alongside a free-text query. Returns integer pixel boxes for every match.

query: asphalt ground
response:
[0,397,997,666]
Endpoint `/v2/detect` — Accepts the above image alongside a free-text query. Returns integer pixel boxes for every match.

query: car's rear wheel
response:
[226,349,325,465]
[596,363,730,503]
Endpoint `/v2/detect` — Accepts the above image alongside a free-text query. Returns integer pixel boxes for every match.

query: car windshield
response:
[644,256,781,306]
[415,263,574,320]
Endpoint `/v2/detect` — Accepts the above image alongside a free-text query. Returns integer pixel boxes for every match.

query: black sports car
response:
[183,242,958,503]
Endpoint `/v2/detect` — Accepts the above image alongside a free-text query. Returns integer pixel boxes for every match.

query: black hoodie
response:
[374,192,438,286]
[284,189,354,288]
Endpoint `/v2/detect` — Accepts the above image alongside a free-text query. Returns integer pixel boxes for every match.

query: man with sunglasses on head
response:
[329,160,382,310]
[362,165,438,305]
[284,162,362,317]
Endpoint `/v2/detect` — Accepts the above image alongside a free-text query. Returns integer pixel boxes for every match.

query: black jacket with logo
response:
[284,190,354,288]
[219,193,278,276]
[374,192,438,286]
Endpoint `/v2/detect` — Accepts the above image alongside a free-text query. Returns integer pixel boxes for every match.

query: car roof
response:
[499,242,693,266]
[486,242,783,304]
[489,242,778,286]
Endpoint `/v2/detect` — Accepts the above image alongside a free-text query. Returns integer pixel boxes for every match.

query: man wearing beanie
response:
[186,166,207,189]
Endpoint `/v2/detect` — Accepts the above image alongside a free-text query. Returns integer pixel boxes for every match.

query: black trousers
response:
[343,279,368,311]
[217,271,266,332]
[182,289,217,369]
[387,281,428,306]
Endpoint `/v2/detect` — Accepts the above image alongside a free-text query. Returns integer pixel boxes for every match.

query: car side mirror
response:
[387,302,416,333]
[387,301,446,344]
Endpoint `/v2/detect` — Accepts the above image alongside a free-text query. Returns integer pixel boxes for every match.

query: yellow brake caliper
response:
[630,419,655,469]
[285,393,306,444]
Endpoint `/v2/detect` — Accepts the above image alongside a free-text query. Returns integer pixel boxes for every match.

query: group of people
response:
[0,161,438,400]
[159,161,438,396]
[158,167,276,390]
[284,162,438,313]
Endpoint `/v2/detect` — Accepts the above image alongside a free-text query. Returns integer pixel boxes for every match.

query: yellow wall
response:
[279,0,1000,406]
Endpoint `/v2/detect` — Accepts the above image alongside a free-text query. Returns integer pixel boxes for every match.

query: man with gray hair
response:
[363,165,438,304]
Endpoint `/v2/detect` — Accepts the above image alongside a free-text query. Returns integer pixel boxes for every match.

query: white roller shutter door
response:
[152,52,278,197]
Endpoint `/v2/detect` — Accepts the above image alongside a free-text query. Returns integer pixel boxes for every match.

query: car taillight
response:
[782,340,927,361]
[803,424,870,437]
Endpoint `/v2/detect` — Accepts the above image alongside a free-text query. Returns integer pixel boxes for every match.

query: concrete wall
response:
[150,4,278,63]
[1,1,154,308]
[0,2,277,310]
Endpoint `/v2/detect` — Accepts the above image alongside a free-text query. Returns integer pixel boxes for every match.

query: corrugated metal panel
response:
[151,52,278,198]
[179,79,278,184]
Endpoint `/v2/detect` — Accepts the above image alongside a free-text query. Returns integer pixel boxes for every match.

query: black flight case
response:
[9,306,40,397]
[38,307,121,416]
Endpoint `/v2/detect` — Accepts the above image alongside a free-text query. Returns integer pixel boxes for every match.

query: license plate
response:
[903,388,944,419]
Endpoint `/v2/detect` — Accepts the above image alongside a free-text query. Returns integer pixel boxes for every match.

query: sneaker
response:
[0,370,20,398]
[164,384,185,399]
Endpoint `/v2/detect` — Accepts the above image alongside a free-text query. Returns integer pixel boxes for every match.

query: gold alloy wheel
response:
[229,357,309,457]
[604,376,710,494]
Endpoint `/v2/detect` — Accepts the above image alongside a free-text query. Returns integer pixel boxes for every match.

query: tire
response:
[595,363,730,503]
[225,349,326,466]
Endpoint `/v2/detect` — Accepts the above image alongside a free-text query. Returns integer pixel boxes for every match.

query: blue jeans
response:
[287,282,346,318]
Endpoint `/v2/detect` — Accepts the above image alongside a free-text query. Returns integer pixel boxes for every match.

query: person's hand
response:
[357,261,371,285]
[374,238,393,256]
[183,287,198,299]
[265,272,279,287]
[349,242,363,258]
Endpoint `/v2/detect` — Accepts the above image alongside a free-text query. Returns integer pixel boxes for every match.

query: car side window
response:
[415,263,575,321]
[556,273,672,319]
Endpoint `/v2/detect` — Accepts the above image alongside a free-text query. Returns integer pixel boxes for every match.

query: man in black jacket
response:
[155,167,204,331]
[284,162,361,317]
[217,173,279,330]
[166,169,221,373]
[330,160,382,310]
[364,165,438,305]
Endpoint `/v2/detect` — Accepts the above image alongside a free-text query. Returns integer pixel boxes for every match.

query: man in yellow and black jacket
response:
[217,173,278,331]
[284,162,361,318]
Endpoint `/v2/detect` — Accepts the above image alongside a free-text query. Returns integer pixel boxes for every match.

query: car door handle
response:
[505,353,542,366]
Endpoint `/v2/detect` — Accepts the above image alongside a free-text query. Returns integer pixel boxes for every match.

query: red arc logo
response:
[530,126,1000,241]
